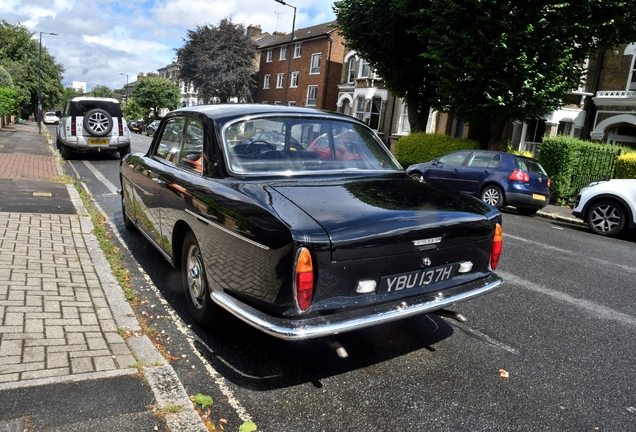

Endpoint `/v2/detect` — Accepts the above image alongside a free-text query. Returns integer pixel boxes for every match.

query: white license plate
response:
[379,263,456,293]
[532,194,546,201]
[88,139,109,145]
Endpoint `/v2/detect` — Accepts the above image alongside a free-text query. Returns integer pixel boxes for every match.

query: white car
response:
[43,111,59,124]
[56,97,131,160]
[572,179,636,237]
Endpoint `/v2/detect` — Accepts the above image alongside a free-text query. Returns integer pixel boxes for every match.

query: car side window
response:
[155,117,186,163]
[438,151,470,167]
[177,119,204,174]
[468,152,500,168]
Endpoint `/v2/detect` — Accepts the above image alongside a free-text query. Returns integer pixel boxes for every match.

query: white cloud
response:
[7,0,336,91]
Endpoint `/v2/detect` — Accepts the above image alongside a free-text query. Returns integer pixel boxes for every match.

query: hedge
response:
[394,133,482,168]
[539,135,624,204]
[615,152,636,179]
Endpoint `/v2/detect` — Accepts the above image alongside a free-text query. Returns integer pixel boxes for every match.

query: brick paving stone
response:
[0,208,139,386]
[21,367,70,380]
[71,357,94,374]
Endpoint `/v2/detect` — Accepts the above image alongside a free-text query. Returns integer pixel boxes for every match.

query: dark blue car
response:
[406,150,551,215]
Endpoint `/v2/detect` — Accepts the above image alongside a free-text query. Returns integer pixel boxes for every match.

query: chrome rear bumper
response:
[211,273,503,340]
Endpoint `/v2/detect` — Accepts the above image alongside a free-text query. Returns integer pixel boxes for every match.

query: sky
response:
[0,0,336,91]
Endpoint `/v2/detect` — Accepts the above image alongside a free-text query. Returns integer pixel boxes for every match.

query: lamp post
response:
[274,0,296,105]
[120,72,129,103]
[38,31,58,135]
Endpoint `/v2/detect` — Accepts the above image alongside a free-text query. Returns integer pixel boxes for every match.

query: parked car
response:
[120,105,504,350]
[56,97,131,160]
[407,150,551,215]
[145,120,160,136]
[572,179,636,237]
[129,120,145,133]
[43,111,59,125]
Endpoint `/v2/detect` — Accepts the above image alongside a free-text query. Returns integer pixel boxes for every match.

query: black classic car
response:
[120,105,503,353]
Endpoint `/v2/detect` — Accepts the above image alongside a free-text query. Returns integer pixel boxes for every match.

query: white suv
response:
[56,97,131,159]
[572,179,636,237]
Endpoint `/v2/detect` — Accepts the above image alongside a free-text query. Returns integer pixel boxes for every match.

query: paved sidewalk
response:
[0,122,206,431]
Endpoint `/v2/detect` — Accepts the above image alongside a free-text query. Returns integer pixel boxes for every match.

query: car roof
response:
[171,104,363,125]
[70,96,120,103]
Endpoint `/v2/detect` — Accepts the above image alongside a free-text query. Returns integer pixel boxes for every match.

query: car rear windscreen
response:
[74,101,122,117]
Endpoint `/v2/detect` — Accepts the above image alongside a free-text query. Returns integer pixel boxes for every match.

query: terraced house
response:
[254,21,345,110]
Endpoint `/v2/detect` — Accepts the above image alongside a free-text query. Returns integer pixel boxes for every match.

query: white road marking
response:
[81,160,119,194]
[87,193,253,423]
[504,233,636,275]
[497,270,636,327]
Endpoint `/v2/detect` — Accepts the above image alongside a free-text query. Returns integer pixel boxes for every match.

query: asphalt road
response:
[53,125,636,431]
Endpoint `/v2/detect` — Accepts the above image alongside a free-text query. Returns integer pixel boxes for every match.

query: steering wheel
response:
[244,140,276,155]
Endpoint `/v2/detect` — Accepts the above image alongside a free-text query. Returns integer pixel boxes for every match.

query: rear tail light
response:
[547,177,551,188]
[295,247,314,311]
[71,118,76,136]
[490,223,503,271]
[509,169,530,183]
[118,118,123,136]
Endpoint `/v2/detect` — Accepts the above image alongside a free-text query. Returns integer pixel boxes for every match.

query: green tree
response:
[0,20,65,116]
[91,85,113,98]
[177,18,258,103]
[0,87,21,115]
[334,1,435,132]
[0,66,13,88]
[334,0,636,149]
[122,98,145,120]
[61,87,79,107]
[131,77,181,120]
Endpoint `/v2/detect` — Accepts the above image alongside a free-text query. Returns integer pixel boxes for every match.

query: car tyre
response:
[119,144,131,159]
[60,143,73,160]
[517,207,538,216]
[587,200,626,237]
[480,185,504,209]
[182,231,216,328]
[410,172,424,182]
[121,195,135,231]
[84,108,113,137]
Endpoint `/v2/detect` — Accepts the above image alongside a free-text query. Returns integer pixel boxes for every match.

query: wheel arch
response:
[172,220,194,269]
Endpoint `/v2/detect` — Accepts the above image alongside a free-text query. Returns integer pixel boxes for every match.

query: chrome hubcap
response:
[186,245,205,309]
[591,205,621,233]
[483,189,499,205]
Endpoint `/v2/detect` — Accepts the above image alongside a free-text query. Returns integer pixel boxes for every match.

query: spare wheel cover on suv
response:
[85,108,113,137]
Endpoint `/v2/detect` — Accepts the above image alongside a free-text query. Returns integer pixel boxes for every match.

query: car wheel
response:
[182,231,216,328]
[587,200,626,237]
[60,143,73,160]
[480,185,504,209]
[84,108,113,137]
[410,172,424,182]
[119,144,131,159]
[56,138,61,151]
[121,194,135,231]
[517,207,538,216]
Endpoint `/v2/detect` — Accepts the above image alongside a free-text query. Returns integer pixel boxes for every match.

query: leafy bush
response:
[394,133,482,167]
[539,135,623,204]
[615,152,636,179]
[0,87,21,115]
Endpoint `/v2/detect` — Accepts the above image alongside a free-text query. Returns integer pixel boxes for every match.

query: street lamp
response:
[120,72,129,103]
[38,31,58,135]
[274,0,296,105]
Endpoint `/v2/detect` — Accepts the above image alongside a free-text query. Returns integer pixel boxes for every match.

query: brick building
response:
[254,21,346,110]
